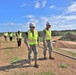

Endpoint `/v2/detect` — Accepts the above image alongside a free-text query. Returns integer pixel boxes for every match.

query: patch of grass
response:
[66,51,76,56]
[39,71,55,75]
[5,46,11,48]
[54,48,61,50]
[9,56,20,63]
[4,49,10,54]
[60,64,67,68]
[33,72,37,75]
[3,41,8,43]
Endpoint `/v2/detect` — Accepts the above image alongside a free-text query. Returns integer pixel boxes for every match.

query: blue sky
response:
[0,0,76,32]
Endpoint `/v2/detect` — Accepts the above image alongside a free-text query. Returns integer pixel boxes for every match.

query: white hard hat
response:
[29,23,35,27]
[46,22,51,26]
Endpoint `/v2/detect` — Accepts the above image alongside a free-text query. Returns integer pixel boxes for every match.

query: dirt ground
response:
[52,36,76,49]
[0,36,76,75]
[59,48,76,53]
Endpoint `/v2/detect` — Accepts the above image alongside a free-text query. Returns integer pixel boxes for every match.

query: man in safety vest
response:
[43,22,54,59]
[9,32,13,41]
[3,32,8,41]
[24,23,39,67]
[16,29,22,47]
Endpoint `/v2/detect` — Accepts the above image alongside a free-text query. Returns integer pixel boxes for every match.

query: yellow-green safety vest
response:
[44,28,52,40]
[17,33,22,38]
[9,33,13,37]
[27,30,38,45]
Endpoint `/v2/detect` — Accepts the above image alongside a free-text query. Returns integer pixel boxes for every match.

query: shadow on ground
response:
[0,59,32,71]
[0,47,18,50]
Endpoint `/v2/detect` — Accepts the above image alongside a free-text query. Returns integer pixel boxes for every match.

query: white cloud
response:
[7,22,22,26]
[62,15,76,20]
[0,22,25,32]
[54,15,76,21]
[49,5,55,9]
[30,18,39,23]
[21,22,30,28]
[0,22,22,26]
[34,0,46,8]
[24,14,39,25]
[23,12,76,30]
[42,0,46,7]
[39,14,76,30]
[41,17,49,21]
[25,15,35,18]
[35,1,40,8]
[52,24,76,30]
[20,3,26,7]
[41,17,49,25]
[67,2,76,13]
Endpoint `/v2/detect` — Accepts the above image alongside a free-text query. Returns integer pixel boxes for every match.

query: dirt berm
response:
[53,40,76,49]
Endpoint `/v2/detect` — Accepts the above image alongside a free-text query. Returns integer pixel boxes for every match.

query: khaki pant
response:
[43,40,52,57]
[28,45,38,62]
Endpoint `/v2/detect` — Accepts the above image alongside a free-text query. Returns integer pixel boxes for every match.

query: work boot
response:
[44,56,47,60]
[34,63,39,68]
[49,56,55,60]
[34,61,39,68]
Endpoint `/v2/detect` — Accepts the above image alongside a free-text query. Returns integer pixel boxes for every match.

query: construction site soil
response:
[0,36,76,75]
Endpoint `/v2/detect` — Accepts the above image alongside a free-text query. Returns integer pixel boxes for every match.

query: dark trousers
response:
[10,37,12,41]
[17,38,21,47]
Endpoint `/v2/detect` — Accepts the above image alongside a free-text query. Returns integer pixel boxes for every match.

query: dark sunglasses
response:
[32,26,35,28]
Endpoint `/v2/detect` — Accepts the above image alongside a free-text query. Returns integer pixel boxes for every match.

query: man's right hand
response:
[27,45,30,49]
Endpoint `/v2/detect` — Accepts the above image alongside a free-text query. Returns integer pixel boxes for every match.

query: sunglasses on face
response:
[31,26,35,28]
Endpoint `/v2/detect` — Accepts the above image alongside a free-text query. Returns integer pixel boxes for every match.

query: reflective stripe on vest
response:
[44,28,51,40]
[17,33,22,38]
[28,30,38,45]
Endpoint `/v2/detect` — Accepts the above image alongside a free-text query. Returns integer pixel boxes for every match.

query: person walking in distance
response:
[3,32,8,41]
[16,29,22,47]
[9,32,13,41]
[24,23,39,67]
[43,22,54,59]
